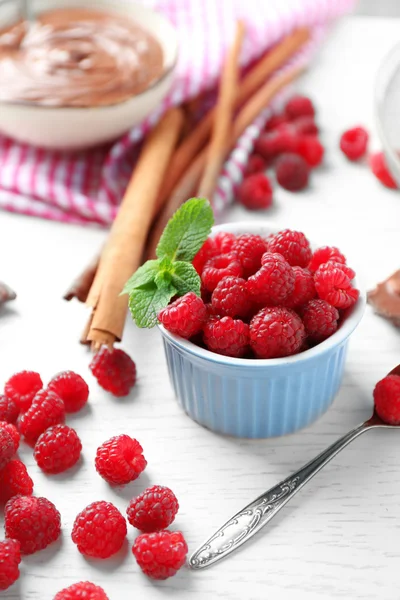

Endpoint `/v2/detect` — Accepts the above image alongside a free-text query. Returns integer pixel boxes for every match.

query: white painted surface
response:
[1,15,400,600]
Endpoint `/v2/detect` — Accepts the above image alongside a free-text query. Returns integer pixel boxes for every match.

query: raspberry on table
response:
[292,116,319,136]
[285,95,315,119]
[250,307,306,358]
[192,237,217,275]
[89,347,136,397]
[127,485,179,532]
[0,459,34,503]
[0,428,14,471]
[301,299,339,341]
[34,425,82,474]
[95,434,147,486]
[268,229,312,268]
[340,126,368,161]
[314,263,359,309]
[231,233,268,278]
[296,136,324,167]
[284,267,316,308]
[211,276,250,318]
[244,153,267,175]
[72,501,127,559]
[201,253,243,293]
[264,113,288,131]
[213,232,236,255]
[54,581,109,600]
[4,371,43,412]
[19,389,65,445]
[0,539,20,591]
[132,530,188,580]
[203,316,250,357]
[308,246,347,273]
[0,422,19,452]
[48,371,89,413]
[373,374,400,425]
[237,173,273,210]
[247,253,295,306]
[158,292,207,338]
[5,495,61,554]
[254,130,297,160]
[0,395,19,424]
[369,151,398,189]
[275,153,309,191]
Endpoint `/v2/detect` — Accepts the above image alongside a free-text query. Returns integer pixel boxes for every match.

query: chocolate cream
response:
[0,8,165,107]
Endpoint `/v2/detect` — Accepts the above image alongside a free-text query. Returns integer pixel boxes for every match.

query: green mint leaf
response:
[122,260,160,295]
[171,261,201,297]
[156,197,214,262]
[128,281,176,328]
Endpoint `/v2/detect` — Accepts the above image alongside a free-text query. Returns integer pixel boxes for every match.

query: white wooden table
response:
[1,15,400,600]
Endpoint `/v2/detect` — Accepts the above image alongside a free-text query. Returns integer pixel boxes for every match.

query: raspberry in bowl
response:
[158,222,365,439]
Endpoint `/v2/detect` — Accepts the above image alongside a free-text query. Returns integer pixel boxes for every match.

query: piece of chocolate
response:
[0,282,16,305]
[368,270,400,326]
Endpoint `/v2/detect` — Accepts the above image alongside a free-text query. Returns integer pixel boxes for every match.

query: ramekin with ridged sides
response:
[159,222,366,439]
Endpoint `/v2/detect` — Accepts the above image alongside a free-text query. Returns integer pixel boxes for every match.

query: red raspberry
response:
[213,232,236,254]
[54,581,109,600]
[250,307,306,358]
[317,261,355,281]
[314,263,359,309]
[292,116,319,136]
[301,299,339,341]
[89,347,136,397]
[296,136,324,167]
[4,371,43,412]
[95,434,146,485]
[231,233,268,278]
[19,389,65,445]
[264,113,288,131]
[203,316,250,357]
[0,428,14,470]
[0,539,20,591]
[34,425,82,474]
[192,237,217,275]
[211,276,250,318]
[247,253,295,306]
[340,126,368,161]
[132,530,188,580]
[285,95,315,119]
[201,253,243,293]
[308,246,347,273]
[5,495,61,554]
[127,485,179,532]
[72,501,127,558]
[158,292,207,339]
[276,153,309,191]
[0,422,19,452]
[373,374,400,425]
[0,395,19,424]
[284,267,316,308]
[48,371,89,413]
[0,460,34,503]
[369,151,397,189]
[268,229,312,267]
[254,130,297,160]
[237,173,273,210]
[244,153,267,175]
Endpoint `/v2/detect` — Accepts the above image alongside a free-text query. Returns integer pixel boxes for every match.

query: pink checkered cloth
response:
[0,0,355,226]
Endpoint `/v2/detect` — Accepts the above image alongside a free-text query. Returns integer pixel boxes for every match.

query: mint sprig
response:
[124,198,214,328]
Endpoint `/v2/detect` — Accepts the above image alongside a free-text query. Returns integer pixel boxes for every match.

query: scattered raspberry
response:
[48,371,89,413]
[308,246,347,273]
[0,395,19,424]
[264,113,288,131]
[54,581,109,600]
[254,130,297,160]
[301,299,339,341]
[158,292,207,338]
[132,530,188,580]
[192,237,217,275]
[373,374,400,425]
[5,495,61,554]
[247,253,295,306]
[275,153,309,191]
[19,389,65,445]
[250,307,306,358]
[72,501,127,558]
[314,263,359,309]
[0,422,19,452]
[0,428,14,470]
[201,253,243,293]
[34,425,82,474]
[0,539,20,591]
[4,371,43,412]
[244,153,267,175]
[203,317,250,358]
[237,173,273,210]
[284,267,316,308]
[285,95,315,119]
[340,126,368,161]
[89,347,136,397]
[296,136,324,167]
[95,434,147,486]
[369,151,397,189]
[0,460,34,503]
[231,234,268,278]
[211,276,250,318]
[268,229,312,267]
[213,232,236,254]
[292,116,319,136]
[127,485,179,532]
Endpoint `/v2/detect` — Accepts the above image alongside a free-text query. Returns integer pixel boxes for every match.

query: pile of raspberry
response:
[158,229,360,359]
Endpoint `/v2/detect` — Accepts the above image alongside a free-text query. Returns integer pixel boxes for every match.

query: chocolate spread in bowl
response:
[0,8,165,107]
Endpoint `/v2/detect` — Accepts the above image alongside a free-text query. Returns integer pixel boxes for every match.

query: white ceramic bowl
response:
[0,0,178,150]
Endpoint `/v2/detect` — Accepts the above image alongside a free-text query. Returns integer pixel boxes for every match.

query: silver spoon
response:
[189,365,400,570]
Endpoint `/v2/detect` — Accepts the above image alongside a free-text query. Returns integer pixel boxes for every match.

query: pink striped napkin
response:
[0,0,356,226]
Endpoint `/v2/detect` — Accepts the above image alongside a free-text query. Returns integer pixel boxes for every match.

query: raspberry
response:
[34,425,82,474]
[48,371,89,413]
[203,316,249,358]
[19,389,65,445]
[213,232,236,254]
[340,126,368,161]
[314,263,359,309]
[158,292,207,338]
[95,434,147,485]
[244,153,267,175]
[237,173,273,210]
[264,113,288,131]
[89,347,136,397]
[132,530,188,580]
[284,267,316,308]
[308,246,347,273]
[5,495,61,554]
[268,229,312,267]
[127,485,179,532]
[72,501,127,558]
[0,539,20,591]
[369,151,397,189]
[0,422,19,452]
[296,136,324,167]
[231,233,268,278]
[0,428,14,470]
[0,460,34,503]
[301,299,339,341]
[211,276,250,318]
[292,116,319,136]
[317,261,355,281]
[201,253,243,293]
[247,253,295,306]
[373,374,400,425]
[285,95,315,119]
[250,307,306,358]
[0,395,19,424]
[192,237,217,275]
[275,153,309,191]
[54,581,109,600]
[254,130,297,160]
[4,371,43,412]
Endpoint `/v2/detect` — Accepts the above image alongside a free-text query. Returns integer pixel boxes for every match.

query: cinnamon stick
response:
[63,252,100,302]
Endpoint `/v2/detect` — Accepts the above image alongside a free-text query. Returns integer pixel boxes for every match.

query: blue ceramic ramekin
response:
[159,222,366,439]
